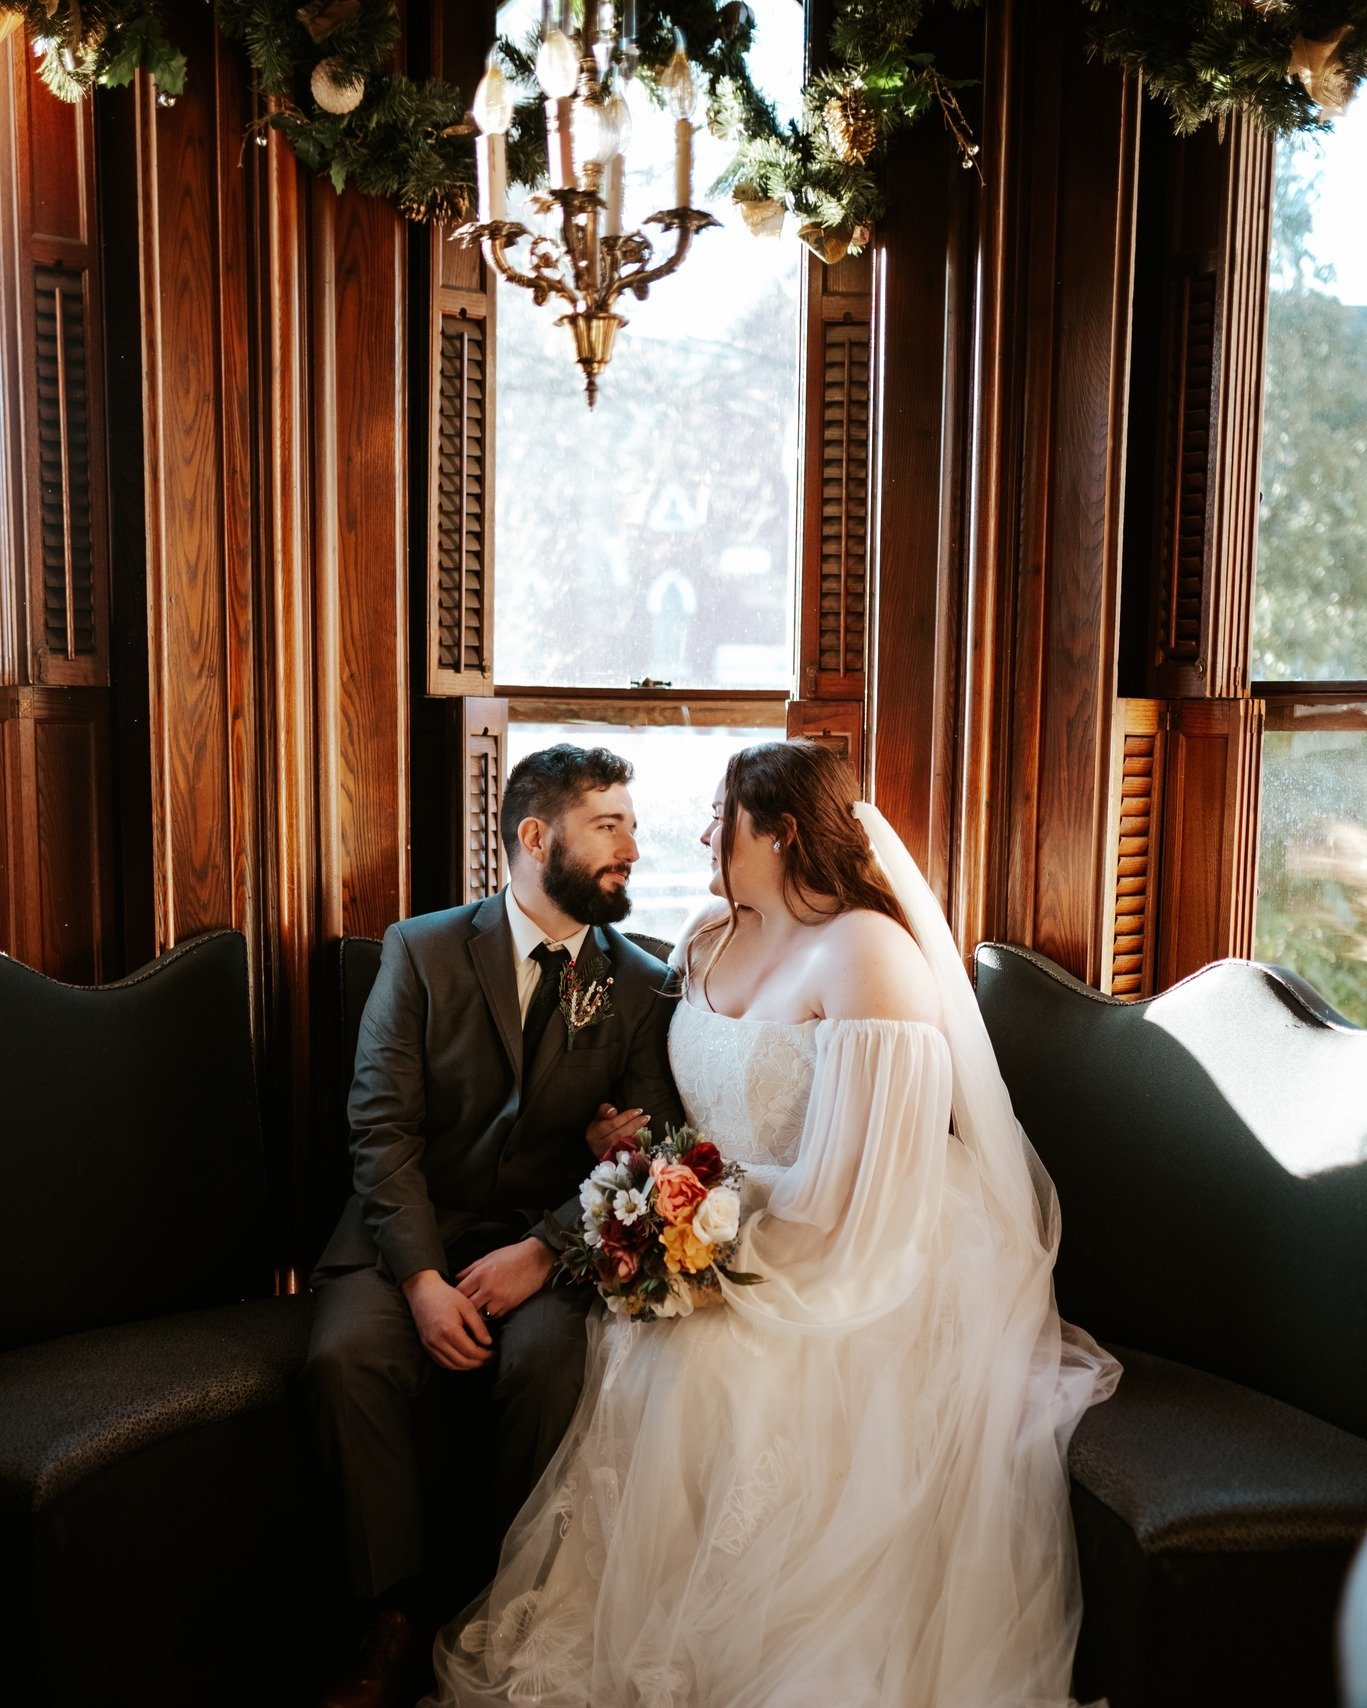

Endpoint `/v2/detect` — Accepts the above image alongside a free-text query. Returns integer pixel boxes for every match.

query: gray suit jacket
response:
[316,892,687,1283]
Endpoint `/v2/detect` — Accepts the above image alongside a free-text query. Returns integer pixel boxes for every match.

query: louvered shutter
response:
[428,299,494,695]
[1105,702,1167,998]
[458,696,507,902]
[33,267,99,666]
[1149,117,1272,699]
[792,254,873,783]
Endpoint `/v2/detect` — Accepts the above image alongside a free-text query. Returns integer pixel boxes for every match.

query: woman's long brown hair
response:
[690,740,912,1002]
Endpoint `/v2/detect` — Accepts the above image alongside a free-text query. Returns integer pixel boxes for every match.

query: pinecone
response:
[824,87,876,166]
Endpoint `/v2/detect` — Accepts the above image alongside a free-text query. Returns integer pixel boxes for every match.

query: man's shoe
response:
[318,1607,431,1708]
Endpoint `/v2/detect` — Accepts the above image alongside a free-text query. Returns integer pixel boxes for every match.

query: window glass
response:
[505,721,776,943]
[1253,115,1367,681]
[493,0,803,691]
[1254,725,1367,1025]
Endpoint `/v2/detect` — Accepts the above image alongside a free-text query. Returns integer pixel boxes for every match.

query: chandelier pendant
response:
[459,6,719,408]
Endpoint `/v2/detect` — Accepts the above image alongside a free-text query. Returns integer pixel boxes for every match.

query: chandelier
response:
[461,2,719,408]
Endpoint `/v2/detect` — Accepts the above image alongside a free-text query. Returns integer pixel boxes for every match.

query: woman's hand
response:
[586,1102,649,1159]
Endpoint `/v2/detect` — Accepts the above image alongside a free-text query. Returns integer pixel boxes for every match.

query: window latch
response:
[630,678,673,689]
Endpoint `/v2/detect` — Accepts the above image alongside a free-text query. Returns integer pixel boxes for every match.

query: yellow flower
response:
[660,1221,714,1275]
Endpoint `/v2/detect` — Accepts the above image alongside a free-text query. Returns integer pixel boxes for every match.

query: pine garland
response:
[4,2,1364,252]
[1086,3,1367,134]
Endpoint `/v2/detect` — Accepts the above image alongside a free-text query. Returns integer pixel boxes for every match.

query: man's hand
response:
[455,1236,555,1321]
[401,1269,494,1371]
[587,1102,649,1160]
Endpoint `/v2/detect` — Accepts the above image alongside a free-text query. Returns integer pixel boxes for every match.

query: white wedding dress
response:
[427,981,1120,1707]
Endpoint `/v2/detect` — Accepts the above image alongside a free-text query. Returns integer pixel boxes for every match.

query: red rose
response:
[679,1141,724,1186]
[598,1214,650,1267]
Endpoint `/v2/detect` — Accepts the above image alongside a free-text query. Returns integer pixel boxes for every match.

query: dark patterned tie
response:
[522,942,571,1068]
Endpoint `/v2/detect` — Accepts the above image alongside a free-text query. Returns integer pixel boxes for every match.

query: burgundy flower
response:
[679,1141,724,1186]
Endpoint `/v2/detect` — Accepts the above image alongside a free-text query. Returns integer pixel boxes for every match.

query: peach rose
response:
[660,1221,714,1275]
[651,1161,708,1226]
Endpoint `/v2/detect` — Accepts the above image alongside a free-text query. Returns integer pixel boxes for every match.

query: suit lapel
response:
[467,892,524,1085]
[525,926,614,1104]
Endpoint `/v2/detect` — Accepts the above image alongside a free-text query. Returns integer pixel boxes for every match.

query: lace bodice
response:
[668,999,818,1169]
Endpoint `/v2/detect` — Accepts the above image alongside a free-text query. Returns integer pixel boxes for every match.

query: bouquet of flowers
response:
[554,1126,762,1320]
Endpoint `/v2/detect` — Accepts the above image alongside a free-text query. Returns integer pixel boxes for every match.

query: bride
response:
[426,740,1120,1708]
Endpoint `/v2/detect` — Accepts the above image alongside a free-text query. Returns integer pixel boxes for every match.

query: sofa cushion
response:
[1071,1346,1367,1554]
[0,1294,314,1513]
[0,931,272,1350]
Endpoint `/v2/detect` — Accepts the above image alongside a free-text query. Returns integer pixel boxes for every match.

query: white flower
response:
[584,1224,603,1248]
[649,1280,696,1320]
[612,1186,650,1226]
[590,1159,629,1189]
[692,1186,741,1246]
[580,1182,611,1222]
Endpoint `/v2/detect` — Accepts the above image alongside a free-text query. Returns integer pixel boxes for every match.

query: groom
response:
[308,744,685,1708]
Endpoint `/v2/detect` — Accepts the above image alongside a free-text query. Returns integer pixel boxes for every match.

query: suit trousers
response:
[307,1260,593,1601]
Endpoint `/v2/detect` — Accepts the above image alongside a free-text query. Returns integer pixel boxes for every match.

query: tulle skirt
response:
[425,1150,1119,1708]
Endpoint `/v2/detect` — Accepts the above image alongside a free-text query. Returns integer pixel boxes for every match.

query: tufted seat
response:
[0,1296,313,1514]
[976,943,1367,1708]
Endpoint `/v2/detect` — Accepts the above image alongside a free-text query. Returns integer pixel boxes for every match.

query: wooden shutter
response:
[1156,697,1264,984]
[792,251,873,783]
[428,296,494,696]
[1104,701,1167,998]
[1150,116,1273,700]
[426,4,496,698]
[457,696,507,902]
[33,265,102,672]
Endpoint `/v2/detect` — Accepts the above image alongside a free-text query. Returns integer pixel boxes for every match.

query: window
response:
[1253,116,1367,1024]
[491,0,805,942]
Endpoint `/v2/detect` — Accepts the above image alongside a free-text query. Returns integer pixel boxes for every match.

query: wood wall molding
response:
[866,64,975,900]
[135,14,260,956]
[962,0,1139,985]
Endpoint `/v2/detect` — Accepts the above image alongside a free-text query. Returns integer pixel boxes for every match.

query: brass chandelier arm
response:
[471,222,580,308]
[604,208,722,308]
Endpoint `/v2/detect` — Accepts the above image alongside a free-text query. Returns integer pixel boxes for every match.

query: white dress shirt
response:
[503,884,591,1025]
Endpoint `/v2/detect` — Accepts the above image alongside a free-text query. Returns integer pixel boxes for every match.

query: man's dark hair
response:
[501,744,634,861]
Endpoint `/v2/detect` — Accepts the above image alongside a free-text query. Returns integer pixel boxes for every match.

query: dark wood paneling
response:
[24,64,88,249]
[867,85,974,898]
[314,184,409,940]
[1157,696,1263,984]
[964,0,1139,986]
[0,685,113,980]
[136,19,252,947]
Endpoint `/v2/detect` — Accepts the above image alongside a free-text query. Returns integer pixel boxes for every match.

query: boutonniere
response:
[559,960,614,1051]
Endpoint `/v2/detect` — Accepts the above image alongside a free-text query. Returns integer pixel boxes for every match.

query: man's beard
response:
[543,838,633,926]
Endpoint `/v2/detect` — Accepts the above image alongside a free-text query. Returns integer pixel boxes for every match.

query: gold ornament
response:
[311,56,365,115]
[732,180,785,238]
[298,0,361,44]
[1289,25,1358,118]
[823,86,876,166]
[798,220,870,264]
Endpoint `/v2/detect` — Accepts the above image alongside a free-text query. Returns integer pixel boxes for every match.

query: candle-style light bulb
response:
[470,61,514,135]
[536,27,581,100]
[471,56,512,223]
[660,43,696,121]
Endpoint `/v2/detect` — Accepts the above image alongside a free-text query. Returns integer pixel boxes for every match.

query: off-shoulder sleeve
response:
[720,1019,955,1333]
